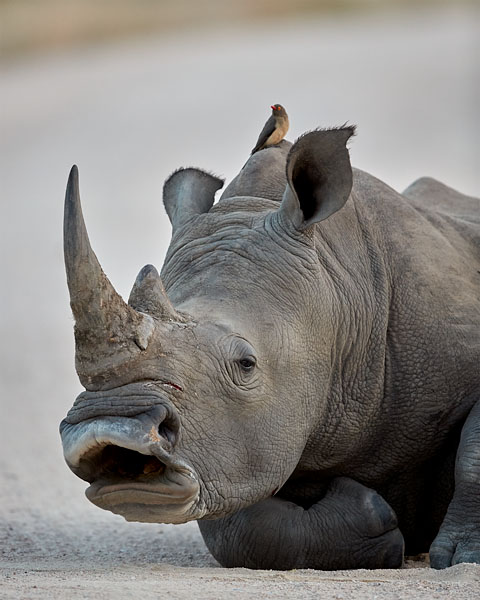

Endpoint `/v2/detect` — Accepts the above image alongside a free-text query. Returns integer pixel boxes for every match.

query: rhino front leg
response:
[430,399,480,568]
[198,477,404,570]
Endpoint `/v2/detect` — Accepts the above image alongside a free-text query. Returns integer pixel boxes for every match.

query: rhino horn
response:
[128,264,184,322]
[64,166,155,384]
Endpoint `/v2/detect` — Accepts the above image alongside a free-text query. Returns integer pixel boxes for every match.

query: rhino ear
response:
[163,168,224,231]
[277,127,355,230]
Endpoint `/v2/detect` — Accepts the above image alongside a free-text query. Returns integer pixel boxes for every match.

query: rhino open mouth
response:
[79,444,168,481]
[83,444,199,523]
[60,418,201,524]
[86,450,198,522]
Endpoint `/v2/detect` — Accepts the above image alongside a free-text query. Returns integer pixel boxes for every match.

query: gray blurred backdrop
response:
[0,0,479,565]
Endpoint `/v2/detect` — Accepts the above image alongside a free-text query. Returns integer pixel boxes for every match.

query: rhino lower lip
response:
[86,466,200,516]
[87,475,198,504]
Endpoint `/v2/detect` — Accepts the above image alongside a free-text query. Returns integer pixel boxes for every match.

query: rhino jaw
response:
[60,416,201,524]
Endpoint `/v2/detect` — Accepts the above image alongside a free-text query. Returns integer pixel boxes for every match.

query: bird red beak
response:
[271,105,276,110]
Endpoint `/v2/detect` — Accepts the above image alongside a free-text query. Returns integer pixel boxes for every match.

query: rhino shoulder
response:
[403,177,480,259]
[403,177,479,216]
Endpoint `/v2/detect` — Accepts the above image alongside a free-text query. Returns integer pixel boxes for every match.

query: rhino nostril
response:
[149,404,180,448]
[139,403,180,449]
[158,422,176,446]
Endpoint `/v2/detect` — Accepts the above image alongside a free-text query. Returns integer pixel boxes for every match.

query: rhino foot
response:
[198,477,404,570]
[430,533,480,569]
[430,505,480,568]
[431,400,480,568]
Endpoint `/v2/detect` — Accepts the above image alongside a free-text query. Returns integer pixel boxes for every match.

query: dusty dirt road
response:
[1,5,479,599]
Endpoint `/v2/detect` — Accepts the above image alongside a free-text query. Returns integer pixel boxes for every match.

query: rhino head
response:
[60,128,354,525]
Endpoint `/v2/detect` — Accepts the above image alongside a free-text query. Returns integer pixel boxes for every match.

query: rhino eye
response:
[239,357,256,372]
[227,337,257,384]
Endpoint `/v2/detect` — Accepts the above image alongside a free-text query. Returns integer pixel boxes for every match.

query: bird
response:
[251,104,289,154]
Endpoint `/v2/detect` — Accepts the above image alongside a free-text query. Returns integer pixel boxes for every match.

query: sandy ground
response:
[1,5,479,599]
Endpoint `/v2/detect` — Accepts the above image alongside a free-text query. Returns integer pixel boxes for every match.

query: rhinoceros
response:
[60,127,480,570]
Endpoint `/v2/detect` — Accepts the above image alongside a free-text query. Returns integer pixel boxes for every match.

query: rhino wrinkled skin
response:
[60,127,480,570]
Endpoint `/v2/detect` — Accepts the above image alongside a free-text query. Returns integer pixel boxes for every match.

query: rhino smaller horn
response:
[129,265,182,322]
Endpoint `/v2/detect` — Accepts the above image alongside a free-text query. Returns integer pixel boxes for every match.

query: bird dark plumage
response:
[251,104,289,154]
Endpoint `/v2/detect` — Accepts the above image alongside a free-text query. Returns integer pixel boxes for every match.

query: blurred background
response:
[0,0,479,567]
